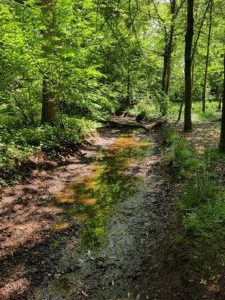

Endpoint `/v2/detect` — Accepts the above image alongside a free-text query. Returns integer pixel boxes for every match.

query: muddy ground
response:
[0,124,197,300]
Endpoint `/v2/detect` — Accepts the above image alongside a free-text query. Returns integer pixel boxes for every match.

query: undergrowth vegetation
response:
[128,93,168,119]
[168,101,221,122]
[163,125,225,279]
[129,99,221,123]
[0,117,99,185]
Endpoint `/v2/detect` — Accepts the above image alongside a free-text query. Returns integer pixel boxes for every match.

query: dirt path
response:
[0,126,177,300]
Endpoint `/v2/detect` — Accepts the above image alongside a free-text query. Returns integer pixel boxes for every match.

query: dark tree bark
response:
[177,100,184,122]
[191,0,211,102]
[219,54,225,151]
[41,76,59,124]
[202,0,213,113]
[126,68,133,107]
[162,29,174,94]
[177,0,211,120]
[192,0,211,61]
[13,0,25,3]
[162,0,176,94]
[41,0,59,124]
[184,0,194,132]
[13,0,58,124]
[218,88,222,111]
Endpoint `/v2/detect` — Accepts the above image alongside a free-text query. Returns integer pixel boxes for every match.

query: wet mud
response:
[1,127,176,300]
[31,129,175,300]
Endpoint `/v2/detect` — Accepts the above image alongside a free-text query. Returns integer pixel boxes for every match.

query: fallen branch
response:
[103,120,151,131]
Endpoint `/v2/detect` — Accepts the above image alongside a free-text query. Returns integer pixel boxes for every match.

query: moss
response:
[52,277,70,294]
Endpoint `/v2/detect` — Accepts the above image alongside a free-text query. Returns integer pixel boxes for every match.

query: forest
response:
[0,0,225,299]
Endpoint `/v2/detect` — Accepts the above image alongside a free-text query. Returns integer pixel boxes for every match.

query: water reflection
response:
[54,131,151,248]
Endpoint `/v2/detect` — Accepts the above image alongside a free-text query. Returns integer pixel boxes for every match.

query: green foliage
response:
[164,125,225,277]
[129,98,159,119]
[0,117,99,184]
[164,127,202,178]
[180,174,221,210]
[180,174,225,276]
[168,101,221,122]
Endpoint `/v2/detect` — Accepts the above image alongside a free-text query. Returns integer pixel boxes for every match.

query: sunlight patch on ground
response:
[54,131,151,248]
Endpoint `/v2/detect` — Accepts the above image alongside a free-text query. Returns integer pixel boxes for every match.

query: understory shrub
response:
[181,174,225,276]
[128,97,160,119]
[12,117,99,150]
[163,127,203,178]
[164,124,225,278]
[0,117,100,184]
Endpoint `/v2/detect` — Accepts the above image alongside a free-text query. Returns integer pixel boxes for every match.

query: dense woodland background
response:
[0,0,224,167]
[1,0,225,298]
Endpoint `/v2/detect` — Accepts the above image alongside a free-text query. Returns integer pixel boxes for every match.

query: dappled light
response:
[0,0,224,298]
[54,132,151,248]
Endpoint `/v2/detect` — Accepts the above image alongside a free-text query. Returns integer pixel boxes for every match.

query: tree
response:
[162,0,184,94]
[161,0,176,94]
[184,0,194,131]
[11,0,59,124]
[202,0,213,112]
[177,0,212,121]
[41,0,59,124]
[219,54,225,151]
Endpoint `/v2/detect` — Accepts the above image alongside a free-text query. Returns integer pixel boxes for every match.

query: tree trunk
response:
[177,100,184,122]
[219,54,225,151]
[126,68,132,107]
[191,0,211,101]
[41,0,58,125]
[202,0,213,113]
[162,0,176,94]
[162,33,173,94]
[162,53,168,93]
[41,76,59,124]
[217,88,222,111]
[184,0,194,132]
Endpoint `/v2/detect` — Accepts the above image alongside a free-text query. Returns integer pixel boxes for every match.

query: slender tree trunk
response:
[219,54,225,151]
[184,0,194,132]
[162,0,176,94]
[165,30,173,93]
[217,88,222,111]
[202,0,213,113]
[126,71,132,107]
[162,30,174,94]
[125,60,132,109]
[191,0,211,100]
[177,100,184,122]
[41,0,59,124]
[162,53,168,93]
[127,72,132,107]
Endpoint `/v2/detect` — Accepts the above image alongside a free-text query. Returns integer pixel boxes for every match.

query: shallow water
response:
[54,130,151,249]
[33,129,174,300]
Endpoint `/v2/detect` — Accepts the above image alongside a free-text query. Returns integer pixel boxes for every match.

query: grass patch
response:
[163,124,225,280]
[168,101,221,122]
[162,126,203,179]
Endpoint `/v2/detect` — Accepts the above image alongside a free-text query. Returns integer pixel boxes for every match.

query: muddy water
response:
[54,131,151,250]
[34,129,172,300]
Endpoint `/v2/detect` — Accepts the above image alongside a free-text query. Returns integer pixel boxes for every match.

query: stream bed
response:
[31,128,174,300]
[0,127,178,300]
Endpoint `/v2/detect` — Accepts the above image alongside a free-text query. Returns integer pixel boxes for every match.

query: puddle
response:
[32,129,175,300]
[54,130,152,249]
[1,127,180,300]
